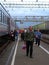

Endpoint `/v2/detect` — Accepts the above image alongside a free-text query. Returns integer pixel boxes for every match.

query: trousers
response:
[36,38,40,46]
[26,41,33,57]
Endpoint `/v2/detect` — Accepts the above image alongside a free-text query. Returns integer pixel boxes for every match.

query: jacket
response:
[24,30,34,42]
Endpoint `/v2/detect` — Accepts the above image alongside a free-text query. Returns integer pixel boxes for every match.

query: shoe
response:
[26,54,28,56]
[30,56,32,58]
[38,45,39,46]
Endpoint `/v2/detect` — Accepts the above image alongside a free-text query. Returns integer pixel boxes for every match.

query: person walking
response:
[35,29,41,46]
[15,30,19,40]
[24,26,34,58]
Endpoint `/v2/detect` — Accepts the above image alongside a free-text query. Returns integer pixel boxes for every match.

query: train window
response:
[0,10,2,22]
[6,17,7,24]
[7,17,10,23]
[3,12,8,24]
[3,13,6,24]
[5,15,7,24]
[2,12,4,23]
[3,13,4,23]
[4,15,6,24]
[7,17,8,24]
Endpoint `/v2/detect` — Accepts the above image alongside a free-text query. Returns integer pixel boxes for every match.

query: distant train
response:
[0,3,15,44]
[33,22,49,33]
[33,22,49,44]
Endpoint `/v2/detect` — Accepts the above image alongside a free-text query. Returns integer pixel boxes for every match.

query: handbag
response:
[22,43,26,50]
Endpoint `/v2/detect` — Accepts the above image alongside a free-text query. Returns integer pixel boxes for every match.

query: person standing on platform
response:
[13,30,16,41]
[35,29,41,46]
[21,30,25,41]
[24,26,34,58]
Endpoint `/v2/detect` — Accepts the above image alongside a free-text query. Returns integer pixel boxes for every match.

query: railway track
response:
[0,40,10,54]
[41,34,49,44]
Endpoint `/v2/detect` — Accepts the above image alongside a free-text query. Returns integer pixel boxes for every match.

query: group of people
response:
[21,26,41,58]
[10,30,19,41]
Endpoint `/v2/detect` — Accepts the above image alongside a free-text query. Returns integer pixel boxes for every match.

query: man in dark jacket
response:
[24,26,34,58]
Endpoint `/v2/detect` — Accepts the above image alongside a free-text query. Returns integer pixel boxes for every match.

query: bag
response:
[22,44,26,50]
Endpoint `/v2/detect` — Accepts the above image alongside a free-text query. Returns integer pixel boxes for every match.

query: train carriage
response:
[0,3,15,44]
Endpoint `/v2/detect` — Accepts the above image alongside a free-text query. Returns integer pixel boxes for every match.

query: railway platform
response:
[0,36,49,65]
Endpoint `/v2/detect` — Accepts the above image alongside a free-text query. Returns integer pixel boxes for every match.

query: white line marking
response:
[39,45,49,54]
[5,44,15,65]
[11,36,19,65]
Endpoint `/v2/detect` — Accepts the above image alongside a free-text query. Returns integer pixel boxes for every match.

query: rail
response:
[41,34,49,44]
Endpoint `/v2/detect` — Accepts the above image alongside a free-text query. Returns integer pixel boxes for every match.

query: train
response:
[0,3,15,45]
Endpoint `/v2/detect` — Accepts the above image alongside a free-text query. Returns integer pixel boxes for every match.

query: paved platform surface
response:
[0,37,49,65]
[14,40,49,65]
